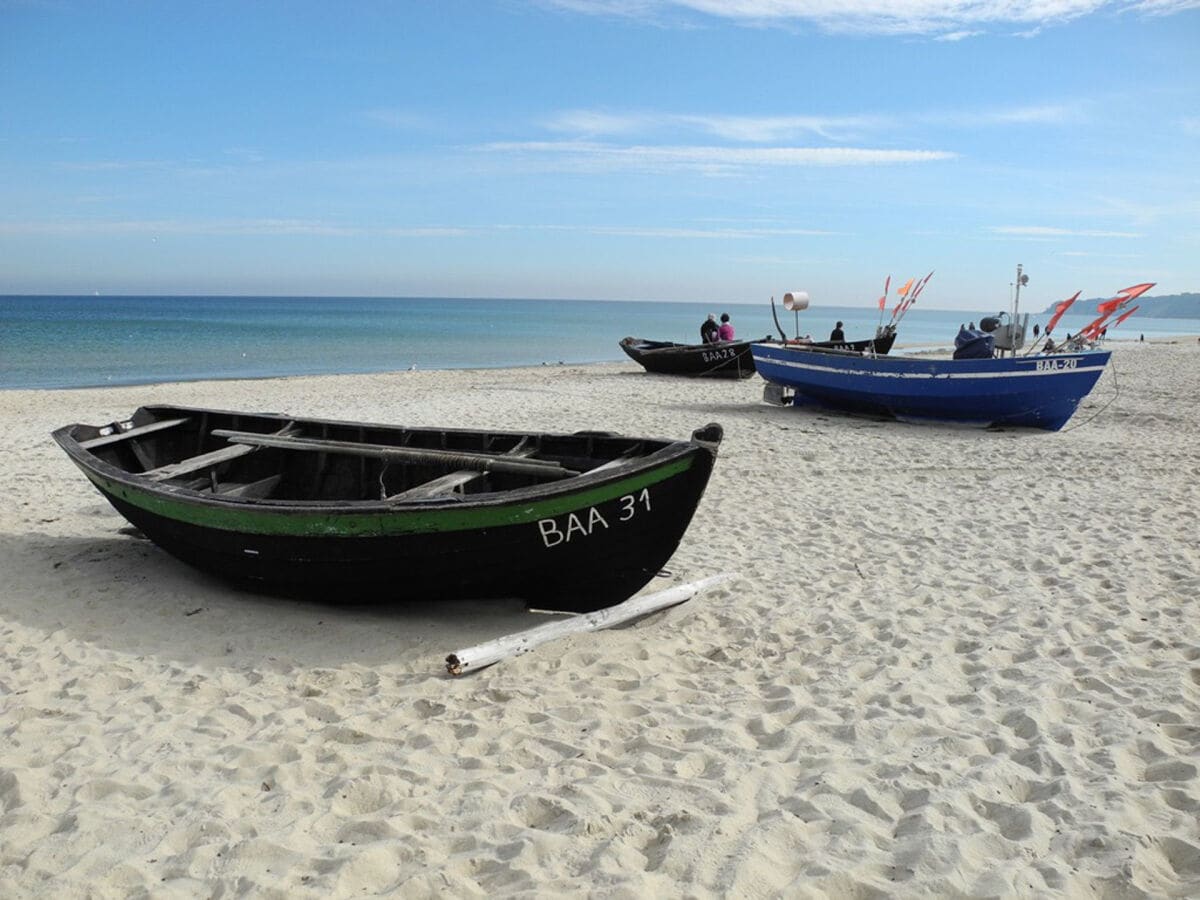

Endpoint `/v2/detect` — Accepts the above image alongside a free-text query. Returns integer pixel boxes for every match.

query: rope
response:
[1059,354,1120,433]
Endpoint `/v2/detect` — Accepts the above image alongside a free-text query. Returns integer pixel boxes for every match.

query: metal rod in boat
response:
[210,430,580,478]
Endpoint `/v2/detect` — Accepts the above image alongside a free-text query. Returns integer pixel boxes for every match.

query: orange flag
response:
[892,276,914,316]
[877,275,890,311]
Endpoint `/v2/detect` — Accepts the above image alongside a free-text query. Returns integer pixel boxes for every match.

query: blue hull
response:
[750,344,1111,431]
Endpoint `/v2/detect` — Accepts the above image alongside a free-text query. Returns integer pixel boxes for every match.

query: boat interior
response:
[70,407,682,503]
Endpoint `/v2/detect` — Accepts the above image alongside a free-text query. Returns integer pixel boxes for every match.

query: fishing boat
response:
[619,336,760,378]
[753,266,1114,431]
[619,331,895,379]
[753,343,1110,430]
[52,406,723,611]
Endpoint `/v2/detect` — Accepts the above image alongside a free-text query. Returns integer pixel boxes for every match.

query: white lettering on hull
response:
[537,488,652,548]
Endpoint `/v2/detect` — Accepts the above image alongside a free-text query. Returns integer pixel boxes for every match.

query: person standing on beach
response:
[700,313,719,344]
[830,321,845,342]
[718,313,735,341]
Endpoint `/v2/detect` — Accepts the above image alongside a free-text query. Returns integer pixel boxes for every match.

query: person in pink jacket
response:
[717,312,735,341]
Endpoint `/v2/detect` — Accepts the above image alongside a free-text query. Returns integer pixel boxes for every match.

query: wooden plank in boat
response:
[146,443,259,481]
[386,443,537,501]
[146,423,296,482]
[79,417,190,450]
[215,474,283,499]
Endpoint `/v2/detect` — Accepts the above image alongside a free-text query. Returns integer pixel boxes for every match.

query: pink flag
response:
[910,271,935,301]
[878,275,890,311]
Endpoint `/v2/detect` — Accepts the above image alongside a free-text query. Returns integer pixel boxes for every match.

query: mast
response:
[1010,263,1029,358]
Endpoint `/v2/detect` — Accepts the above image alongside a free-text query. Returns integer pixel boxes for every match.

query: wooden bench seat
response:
[79,417,190,450]
[145,423,297,482]
[385,442,537,501]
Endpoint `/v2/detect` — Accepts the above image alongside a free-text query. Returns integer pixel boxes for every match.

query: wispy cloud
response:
[363,108,430,130]
[545,103,1080,144]
[544,110,886,141]
[0,219,469,238]
[990,225,1143,238]
[483,140,955,174]
[541,1,1199,37]
[0,217,828,241]
[503,223,839,238]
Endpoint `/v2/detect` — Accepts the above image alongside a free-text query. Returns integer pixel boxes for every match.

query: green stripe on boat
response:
[80,457,694,537]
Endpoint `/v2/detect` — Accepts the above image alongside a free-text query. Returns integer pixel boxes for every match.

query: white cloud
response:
[540,0,1198,36]
[545,110,885,141]
[545,104,1079,144]
[990,225,1143,237]
[505,223,838,238]
[483,140,956,174]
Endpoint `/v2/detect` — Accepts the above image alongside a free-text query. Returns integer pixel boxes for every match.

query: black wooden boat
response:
[52,405,723,611]
[620,329,896,379]
[619,336,760,378]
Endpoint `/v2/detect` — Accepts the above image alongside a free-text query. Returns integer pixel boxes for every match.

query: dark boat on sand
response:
[52,405,723,611]
[620,330,896,379]
[620,336,761,378]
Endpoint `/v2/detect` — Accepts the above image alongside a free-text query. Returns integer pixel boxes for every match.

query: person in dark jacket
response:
[700,313,719,343]
[829,321,845,342]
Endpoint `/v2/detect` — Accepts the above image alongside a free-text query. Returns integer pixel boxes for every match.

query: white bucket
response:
[783,291,810,311]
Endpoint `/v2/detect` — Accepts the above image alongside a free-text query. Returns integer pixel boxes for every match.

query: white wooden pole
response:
[444,573,737,676]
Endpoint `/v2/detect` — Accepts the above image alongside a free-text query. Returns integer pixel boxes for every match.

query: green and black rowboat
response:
[52,405,722,611]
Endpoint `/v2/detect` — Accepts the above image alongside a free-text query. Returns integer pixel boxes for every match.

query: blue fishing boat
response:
[751,343,1110,430]
[753,265,1116,431]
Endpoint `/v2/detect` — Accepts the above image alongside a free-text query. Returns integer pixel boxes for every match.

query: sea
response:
[2,295,1197,390]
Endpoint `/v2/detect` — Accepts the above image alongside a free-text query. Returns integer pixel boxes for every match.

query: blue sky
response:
[2,0,1198,310]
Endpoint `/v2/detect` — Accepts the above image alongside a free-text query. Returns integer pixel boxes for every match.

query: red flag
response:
[1097,282,1155,317]
[1113,305,1140,328]
[1080,312,1113,340]
[1115,282,1154,303]
[1045,290,1080,334]
[877,275,890,311]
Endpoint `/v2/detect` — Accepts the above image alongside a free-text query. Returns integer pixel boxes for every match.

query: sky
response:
[1,0,1198,311]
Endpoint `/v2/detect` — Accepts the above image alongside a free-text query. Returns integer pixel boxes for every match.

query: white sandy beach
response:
[2,339,1198,897]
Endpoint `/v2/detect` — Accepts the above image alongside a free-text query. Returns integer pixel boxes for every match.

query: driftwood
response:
[444,573,737,676]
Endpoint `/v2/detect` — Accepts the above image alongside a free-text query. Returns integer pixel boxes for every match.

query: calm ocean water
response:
[2,295,1196,390]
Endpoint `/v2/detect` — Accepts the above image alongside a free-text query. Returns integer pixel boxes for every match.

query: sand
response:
[2,339,1198,897]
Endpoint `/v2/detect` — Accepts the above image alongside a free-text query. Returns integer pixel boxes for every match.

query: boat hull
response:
[53,408,722,611]
[751,344,1111,431]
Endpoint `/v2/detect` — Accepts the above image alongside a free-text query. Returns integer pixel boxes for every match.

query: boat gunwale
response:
[751,343,1111,379]
[50,406,720,518]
